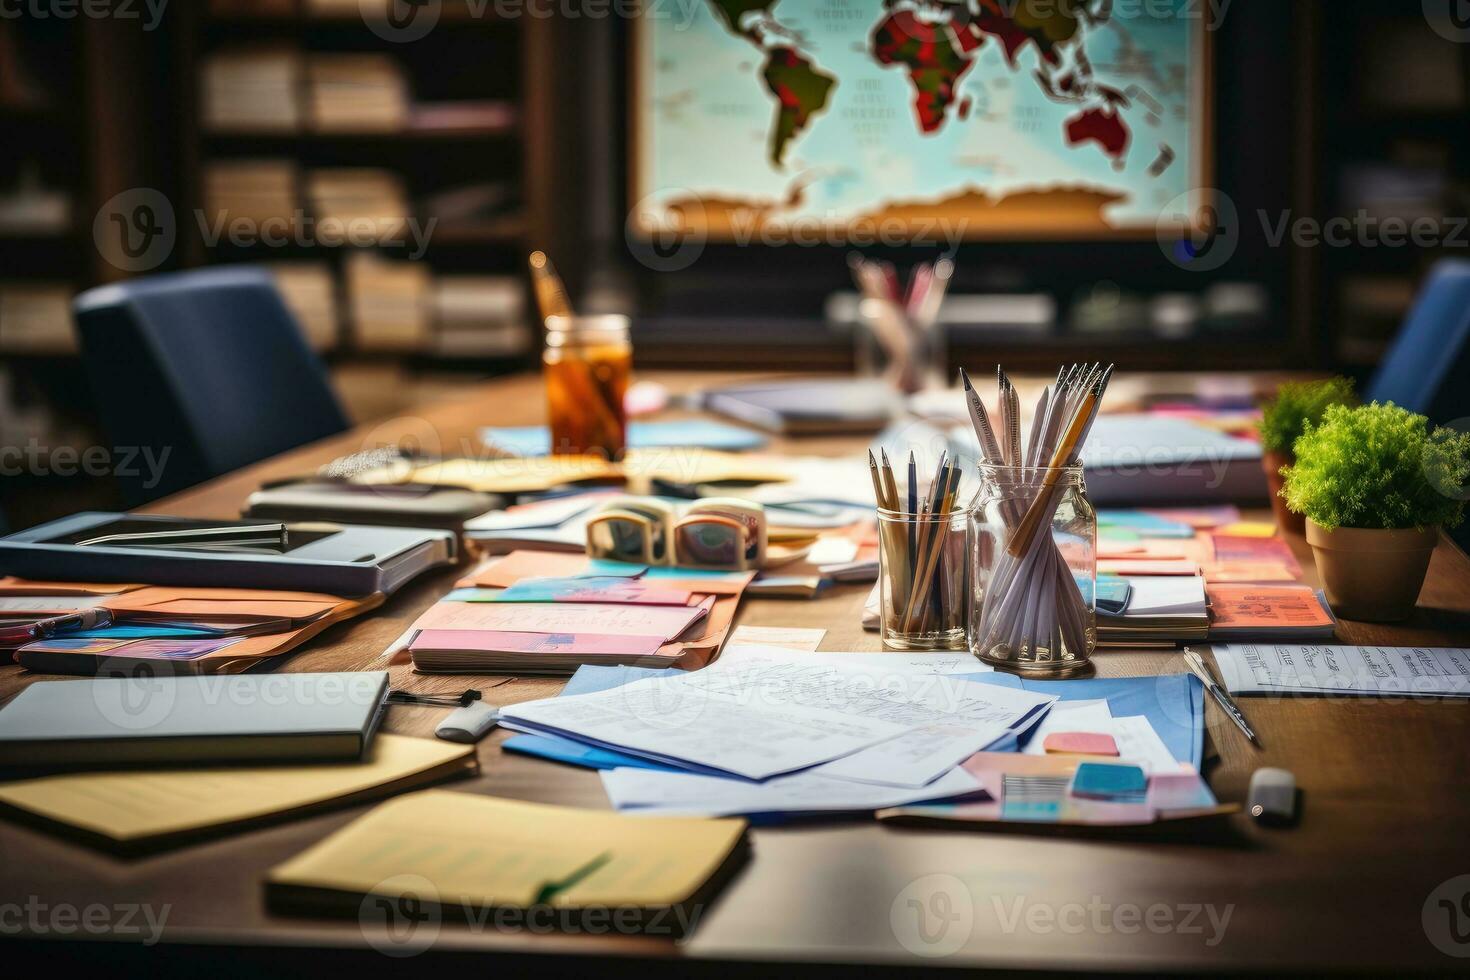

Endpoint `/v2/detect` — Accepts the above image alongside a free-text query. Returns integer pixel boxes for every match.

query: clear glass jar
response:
[967,463,1096,674]
[877,506,969,651]
[543,314,632,458]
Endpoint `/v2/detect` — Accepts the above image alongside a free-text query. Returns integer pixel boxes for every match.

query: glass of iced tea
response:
[543,314,632,458]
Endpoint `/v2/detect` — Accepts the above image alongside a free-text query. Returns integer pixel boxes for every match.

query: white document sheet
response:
[1212,644,1470,697]
[1104,715,1184,772]
[601,764,984,816]
[411,597,710,639]
[727,628,826,652]
[501,645,1051,780]
[718,644,990,675]
[811,720,1016,788]
[1121,576,1207,616]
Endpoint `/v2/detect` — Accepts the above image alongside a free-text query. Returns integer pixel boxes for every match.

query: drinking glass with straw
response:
[871,449,968,651]
[961,364,1110,674]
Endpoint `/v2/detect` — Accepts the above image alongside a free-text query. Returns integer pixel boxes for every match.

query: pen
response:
[1184,648,1260,747]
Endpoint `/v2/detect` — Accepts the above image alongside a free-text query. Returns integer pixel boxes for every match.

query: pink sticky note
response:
[410,630,667,656]
[1043,732,1120,756]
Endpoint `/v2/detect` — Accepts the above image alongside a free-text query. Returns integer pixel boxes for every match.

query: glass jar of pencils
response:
[543,314,632,459]
[877,506,969,651]
[967,463,1096,674]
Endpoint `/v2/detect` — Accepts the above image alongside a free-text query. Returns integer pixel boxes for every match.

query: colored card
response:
[1209,533,1303,577]
[1043,732,1120,756]
[1207,584,1333,629]
[411,597,711,640]
[1096,510,1195,538]
[1071,762,1147,799]
[482,420,768,456]
[459,552,647,590]
[21,636,242,660]
[1216,521,1278,538]
[1141,506,1242,529]
[1097,559,1200,576]
[490,577,695,606]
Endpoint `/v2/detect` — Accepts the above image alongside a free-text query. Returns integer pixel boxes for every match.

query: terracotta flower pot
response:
[1305,521,1437,622]
[1262,449,1304,534]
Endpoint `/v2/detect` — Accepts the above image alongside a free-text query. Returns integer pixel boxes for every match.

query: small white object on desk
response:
[435,701,500,743]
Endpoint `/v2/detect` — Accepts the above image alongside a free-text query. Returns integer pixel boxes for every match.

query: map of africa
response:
[632,0,1208,239]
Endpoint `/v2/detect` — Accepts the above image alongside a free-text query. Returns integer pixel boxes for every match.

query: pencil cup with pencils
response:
[968,463,1097,673]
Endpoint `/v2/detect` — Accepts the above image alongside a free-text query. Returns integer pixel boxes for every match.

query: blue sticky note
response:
[65,624,221,640]
[1072,762,1147,798]
[502,733,675,772]
[1002,799,1062,821]
[584,559,647,577]
[482,420,767,456]
[1096,510,1195,538]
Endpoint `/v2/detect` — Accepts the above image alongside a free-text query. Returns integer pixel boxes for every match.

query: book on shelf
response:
[306,168,410,243]
[201,46,302,133]
[203,158,299,226]
[306,54,410,133]
[407,100,518,133]
[345,251,429,352]
[269,263,338,351]
[0,284,75,354]
[431,275,528,358]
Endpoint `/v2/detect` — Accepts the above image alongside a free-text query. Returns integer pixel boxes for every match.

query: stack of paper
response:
[405,550,751,674]
[0,283,74,354]
[499,645,1056,816]
[305,54,409,132]
[1212,644,1470,697]
[201,46,302,132]
[344,251,429,351]
[1097,575,1208,646]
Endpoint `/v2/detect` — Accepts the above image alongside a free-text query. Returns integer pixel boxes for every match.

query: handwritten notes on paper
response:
[1211,644,1470,697]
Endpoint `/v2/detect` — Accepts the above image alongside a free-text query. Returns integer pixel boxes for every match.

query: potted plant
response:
[1282,403,1470,622]
[1258,377,1355,533]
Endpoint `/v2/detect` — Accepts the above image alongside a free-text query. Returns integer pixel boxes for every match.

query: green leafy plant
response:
[1258,377,1356,455]
[1282,403,1470,531]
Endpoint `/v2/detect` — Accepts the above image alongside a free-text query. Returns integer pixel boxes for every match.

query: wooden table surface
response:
[4,371,1470,974]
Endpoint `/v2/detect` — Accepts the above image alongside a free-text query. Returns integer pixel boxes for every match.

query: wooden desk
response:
[4,371,1470,974]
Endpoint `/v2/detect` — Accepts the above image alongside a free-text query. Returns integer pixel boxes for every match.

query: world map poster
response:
[631,0,1211,241]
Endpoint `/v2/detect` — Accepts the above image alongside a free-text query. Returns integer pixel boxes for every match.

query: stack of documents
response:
[0,283,74,354]
[405,550,751,674]
[1211,644,1470,697]
[1097,575,1208,646]
[1206,584,1336,640]
[308,168,411,244]
[0,577,383,675]
[203,159,298,226]
[266,790,748,934]
[498,645,1058,816]
[305,54,409,132]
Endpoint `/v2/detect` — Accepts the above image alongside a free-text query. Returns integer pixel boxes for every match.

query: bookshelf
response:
[174,0,555,365]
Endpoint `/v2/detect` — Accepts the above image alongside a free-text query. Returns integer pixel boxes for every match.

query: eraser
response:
[1248,767,1297,826]
[1043,732,1120,756]
[435,701,500,743]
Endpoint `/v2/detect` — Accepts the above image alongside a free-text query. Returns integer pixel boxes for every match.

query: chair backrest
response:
[73,266,350,505]
[1366,259,1470,426]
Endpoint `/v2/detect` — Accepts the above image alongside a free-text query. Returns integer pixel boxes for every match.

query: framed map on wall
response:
[630,0,1213,242]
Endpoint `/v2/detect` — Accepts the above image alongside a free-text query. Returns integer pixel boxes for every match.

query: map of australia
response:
[634,0,1207,238]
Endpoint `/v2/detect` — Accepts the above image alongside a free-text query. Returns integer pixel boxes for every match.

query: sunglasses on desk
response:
[585,497,767,571]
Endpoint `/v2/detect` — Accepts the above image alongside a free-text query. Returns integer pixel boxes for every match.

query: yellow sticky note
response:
[1217,522,1278,538]
[267,789,747,910]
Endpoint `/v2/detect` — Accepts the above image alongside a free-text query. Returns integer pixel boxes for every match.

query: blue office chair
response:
[74,267,350,505]
[1366,259,1470,426]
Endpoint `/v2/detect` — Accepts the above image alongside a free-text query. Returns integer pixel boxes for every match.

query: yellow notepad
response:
[0,734,476,852]
[366,451,793,495]
[268,790,748,913]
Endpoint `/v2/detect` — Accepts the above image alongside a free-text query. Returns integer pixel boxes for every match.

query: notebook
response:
[265,790,749,935]
[1079,415,1266,505]
[1096,576,1209,646]
[0,734,476,853]
[703,379,902,435]
[0,671,390,768]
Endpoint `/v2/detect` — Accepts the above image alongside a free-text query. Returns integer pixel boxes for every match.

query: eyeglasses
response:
[585,497,767,571]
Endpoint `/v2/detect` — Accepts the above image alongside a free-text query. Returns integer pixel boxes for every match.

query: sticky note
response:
[1043,732,1120,757]
[1071,762,1146,799]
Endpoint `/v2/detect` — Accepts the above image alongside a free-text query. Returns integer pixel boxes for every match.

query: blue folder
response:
[502,666,1206,773]
[957,672,1206,768]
